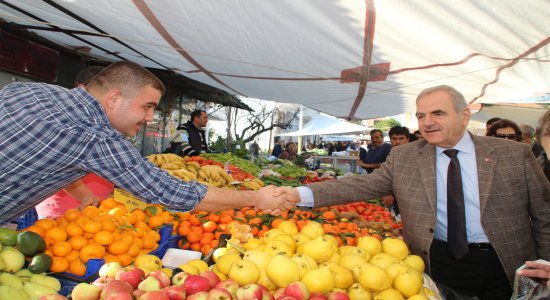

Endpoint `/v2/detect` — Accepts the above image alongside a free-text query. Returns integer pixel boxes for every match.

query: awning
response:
[0,1,548,119]
[470,103,549,128]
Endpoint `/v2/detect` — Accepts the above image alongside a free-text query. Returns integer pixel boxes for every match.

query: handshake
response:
[252,185,302,215]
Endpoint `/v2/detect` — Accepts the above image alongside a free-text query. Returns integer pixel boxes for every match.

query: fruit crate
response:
[54,258,105,296]
[149,225,180,258]
[16,208,38,230]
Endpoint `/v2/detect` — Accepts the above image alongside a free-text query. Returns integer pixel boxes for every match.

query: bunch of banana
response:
[240,178,265,190]
[197,165,234,187]
[147,153,186,167]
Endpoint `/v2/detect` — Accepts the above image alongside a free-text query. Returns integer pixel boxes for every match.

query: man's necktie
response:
[444,149,469,259]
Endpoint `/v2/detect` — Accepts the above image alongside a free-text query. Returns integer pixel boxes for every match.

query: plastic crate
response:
[16,208,38,230]
[53,258,104,296]
[149,225,180,258]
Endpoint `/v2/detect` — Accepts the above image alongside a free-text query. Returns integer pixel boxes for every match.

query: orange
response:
[34,219,57,231]
[208,214,220,223]
[190,243,201,252]
[109,206,128,217]
[178,226,190,236]
[83,232,95,239]
[56,216,69,228]
[45,227,68,243]
[80,243,106,262]
[50,256,70,273]
[101,198,119,209]
[51,241,72,257]
[135,221,149,232]
[127,245,140,257]
[65,222,84,237]
[131,210,146,222]
[24,225,45,237]
[187,231,202,244]
[64,209,81,221]
[121,233,134,245]
[74,215,90,227]
[132,238,144,250]
[103,254,122,264]
[161,211,174,223]
[142,237,156,250]
[69,259,87,276]
[82,206,100,219]
[83,221,102,234]
[108,240,130,255]
[146,230,161,243]
[148,215,164,228]
[102,221,116,233]
[66,250,80,262]
[117,253,133,267]
[202,221,217,233]
[93,231,114,246]
[133,227,145,238]
[189,215,201,226]
[121,214,136,225]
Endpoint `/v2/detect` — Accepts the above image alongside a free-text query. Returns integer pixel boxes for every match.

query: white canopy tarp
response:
[279,115,372,136]
[0,1,548,119]
[471,104,548,128]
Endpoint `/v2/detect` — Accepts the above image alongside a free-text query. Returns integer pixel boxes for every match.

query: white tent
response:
[279,115,372,136]
[0,1,548,119]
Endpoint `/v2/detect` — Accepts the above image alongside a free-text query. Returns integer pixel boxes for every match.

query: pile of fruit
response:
[176,201,401,258]
[148,154,265,190]
[201,153,261,176]
[20,199,176,276]
[0,228,65,299]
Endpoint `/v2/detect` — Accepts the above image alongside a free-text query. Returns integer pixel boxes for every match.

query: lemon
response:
[277,221,298,235]
[374,288,404,300]
[403,255,425,273]
[357,236,382,257]
[358,264,391,292]
[382,238,409,260]
[187,259,209,273]
[216,252,242,275]
[393,270,423,298]
[178,264,199,275]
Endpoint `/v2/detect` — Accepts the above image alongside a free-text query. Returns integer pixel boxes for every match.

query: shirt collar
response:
[436,131,475,156]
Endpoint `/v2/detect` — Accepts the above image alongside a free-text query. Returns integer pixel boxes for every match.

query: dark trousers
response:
[429,239,512,300]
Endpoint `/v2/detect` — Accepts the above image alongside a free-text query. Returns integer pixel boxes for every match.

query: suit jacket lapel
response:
[471,133,496,214]
[417,141,438,215]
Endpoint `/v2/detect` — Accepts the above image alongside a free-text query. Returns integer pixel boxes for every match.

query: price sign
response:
[113,188,148,211]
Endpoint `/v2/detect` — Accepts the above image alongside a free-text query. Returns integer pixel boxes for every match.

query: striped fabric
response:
[0,82,207,222]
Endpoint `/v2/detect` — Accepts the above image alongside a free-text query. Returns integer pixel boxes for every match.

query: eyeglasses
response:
[495,134,517,139]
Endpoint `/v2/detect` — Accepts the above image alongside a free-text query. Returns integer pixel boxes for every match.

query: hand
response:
[382,195,395,208]
[78,195,100,210]
[252,185,300,212]
[517,261,550,287]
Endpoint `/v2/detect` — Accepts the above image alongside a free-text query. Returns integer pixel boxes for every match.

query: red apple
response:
[104,292,133,300]
[284,282,309,300]
[172,271,190,286]
[201,270,221,288]
[115,267,145,289]
[71,282,102,300]
[133,290,146,299]
[187,291,209,300]
[275,297,297,300]
[207,287,233,300]
[162,285,187,300]
[272,288,285,299]
[99,262,124,279]
[326,292,349,300]
[138,290,169,300]
[215,280,239,299]
[184,275,212,296]
[101,280,134,299]
[236,284,263,300]
[258,285,274,300]
[138,276,163,292]
[92,277,112,290]
[147,270,171,288]
[308,293,328,300]
[38,295,68,300]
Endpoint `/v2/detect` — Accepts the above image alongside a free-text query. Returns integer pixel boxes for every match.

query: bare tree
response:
[226,102,300,147]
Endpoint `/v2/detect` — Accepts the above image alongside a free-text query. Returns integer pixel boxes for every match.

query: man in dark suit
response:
[276,85,550,299]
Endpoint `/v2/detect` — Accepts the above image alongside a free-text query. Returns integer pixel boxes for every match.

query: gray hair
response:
[416,85,467,113]
[539,110,550,138]
[519,124,534,138]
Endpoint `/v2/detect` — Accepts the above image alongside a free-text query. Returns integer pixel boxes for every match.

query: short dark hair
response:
[370,129,383,136]
[486,119,522,141]
[191,110,206,121]
[409,133,419,142]
[74,66,104,87]
[389,126,410,138]
[87,60,166,97]
[486,117,502,128]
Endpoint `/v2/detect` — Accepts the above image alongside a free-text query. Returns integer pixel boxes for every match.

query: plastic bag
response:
[512,259,550,300]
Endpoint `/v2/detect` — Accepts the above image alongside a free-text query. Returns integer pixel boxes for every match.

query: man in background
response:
[167,110,209,156]
[357,129,392,173]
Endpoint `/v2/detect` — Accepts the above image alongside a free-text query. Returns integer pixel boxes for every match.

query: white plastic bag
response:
[512,260,550,300]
